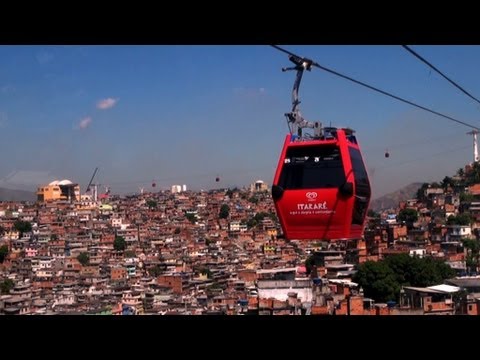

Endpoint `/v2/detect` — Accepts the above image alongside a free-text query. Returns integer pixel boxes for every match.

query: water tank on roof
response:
[386,301,396,308]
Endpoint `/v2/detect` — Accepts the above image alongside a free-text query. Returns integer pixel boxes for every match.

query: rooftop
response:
[48,179,74,186]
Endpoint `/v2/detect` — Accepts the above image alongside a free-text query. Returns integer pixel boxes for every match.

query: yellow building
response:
[37,179,80,202]
[267,228,278,238]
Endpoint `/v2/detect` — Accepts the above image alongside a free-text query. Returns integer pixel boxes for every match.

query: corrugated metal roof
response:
[427,284,461,293]
[446,277,480,288]
[257,267,297,274]
[329,279,358,287]
[402,286,443,294]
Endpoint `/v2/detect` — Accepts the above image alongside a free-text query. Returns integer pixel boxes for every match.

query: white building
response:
[171,185,182,193]
[250,180,268,192]
[409,249,426,258]
[446,225,472,241]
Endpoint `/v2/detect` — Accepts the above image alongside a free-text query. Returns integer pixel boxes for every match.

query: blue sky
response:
[1,45,480,198]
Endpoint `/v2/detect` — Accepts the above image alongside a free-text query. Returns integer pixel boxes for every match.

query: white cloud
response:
[96,97,119,110]
[36,51,54,65]
[77,116,92,130]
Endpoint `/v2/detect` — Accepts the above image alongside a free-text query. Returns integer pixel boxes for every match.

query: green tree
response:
[457,167,465,177]
[463,239,480,253]
[353,260,399,302]
[185,213,196,224]
[125,250,136,258]
[353,254,455,302]
[246,217,258,229]
[465,162,480,185]
[268,212,278,222]
[149,265,164,277]
[385,254,455,287]
[398,208,418,229]
[219,204,230,219]
[456,213,472,225]
[447,213,472,226]
[254,212,267,222]
[441,176,455,189]
[77,252,90,266]
[305,254,316,275]
[0,245,9,263]
[198,267,212,278]
[14,220,32,237]
[226,188,235,198]
[463,239,480,272]
[446,215,456,225]
[460,192,475,203]
[0,279,14,294]
[416,183,430,202]
[114,236,127,251]
[146,199,157,209]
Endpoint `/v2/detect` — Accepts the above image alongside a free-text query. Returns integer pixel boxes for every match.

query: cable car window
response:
[347,135,357,144]
[279,145,346,189]
[349,147,371,225]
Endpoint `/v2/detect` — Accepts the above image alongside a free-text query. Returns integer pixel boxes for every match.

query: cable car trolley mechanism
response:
[271,54,372,242]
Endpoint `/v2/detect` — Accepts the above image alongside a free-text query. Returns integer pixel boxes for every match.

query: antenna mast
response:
[467,130,479,163]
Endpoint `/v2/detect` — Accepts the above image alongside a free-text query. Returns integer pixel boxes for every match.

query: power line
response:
[363,131,466,152]
[270,45,480,131]
[375,144,471,171]
[402,45,480,106]
[103,165,274,187]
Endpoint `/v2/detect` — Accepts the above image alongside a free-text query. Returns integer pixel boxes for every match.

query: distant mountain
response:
[370,182,423,211]
[0,187,36,202]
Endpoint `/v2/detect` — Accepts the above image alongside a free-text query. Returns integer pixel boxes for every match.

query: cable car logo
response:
[306,192,318,200]
[297,201,328,210]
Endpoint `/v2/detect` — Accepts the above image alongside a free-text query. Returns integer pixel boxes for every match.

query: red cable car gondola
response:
[271,54,371,241]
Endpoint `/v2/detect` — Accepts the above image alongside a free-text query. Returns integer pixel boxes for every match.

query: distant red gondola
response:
[271,54,371,241]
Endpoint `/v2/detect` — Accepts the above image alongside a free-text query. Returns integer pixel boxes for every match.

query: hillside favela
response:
[3,45,480,315]
[0,162,480,316]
